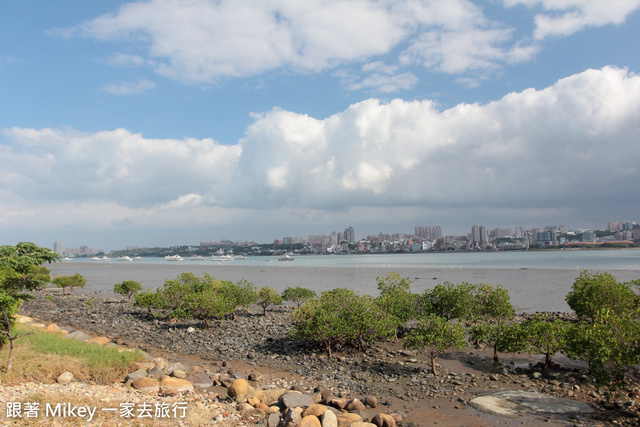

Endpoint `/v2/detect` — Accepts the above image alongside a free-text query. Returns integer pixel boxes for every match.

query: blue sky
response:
[1,0,639,251]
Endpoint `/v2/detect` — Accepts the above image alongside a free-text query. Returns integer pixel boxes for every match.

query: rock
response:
[315,385,333,400]
[131,377,159,393]
[185,373,215,389]
[303,404,328,417]
[470,390,596,417]
[371,413,396,427]
[249,371,263,381]
[159,377,194,393]
[16,315,32,323]
[172,370,187,379]
[346,398,366,412]
[328,398,347,410]
[364,396,377,408]
[164,362,185,376]
[389,413,402,423]
[350,423,377,427]
[57,372,73,384]
[153,357,167,369]
[228,378,251,399]
[147,366,164,381]
[299,414,321,427]
[87,336,110,345]
[268,412,281,427]
[282,410,303,426]
[280,392,315,410]
[321,410,338,427]
[44,323,60,332]
[125,369,147,383]
[64,331,91,342]
[336,413,363,426]
[532,372,542,379]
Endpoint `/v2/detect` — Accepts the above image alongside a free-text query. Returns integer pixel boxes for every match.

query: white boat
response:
[211,255,235,261]
[134,256,143,260]
[278,254,294,261]
[165,255,184,261]
[101,256,109,260]
[190,255,205,261]
[91,256,101,261]
[118,256,132,262]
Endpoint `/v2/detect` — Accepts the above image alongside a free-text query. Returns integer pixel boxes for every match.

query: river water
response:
[49,249,640,313]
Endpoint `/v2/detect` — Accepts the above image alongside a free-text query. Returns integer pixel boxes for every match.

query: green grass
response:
[0,324,144,384]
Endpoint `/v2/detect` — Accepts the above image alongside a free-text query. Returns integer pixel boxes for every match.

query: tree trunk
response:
[430,352,439,376]
[493,344,499,363]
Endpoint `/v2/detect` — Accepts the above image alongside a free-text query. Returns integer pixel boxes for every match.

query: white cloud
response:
[503,0,640,39]
[56,0,550,86]
[103,79,156,95]
[2,67,639,237]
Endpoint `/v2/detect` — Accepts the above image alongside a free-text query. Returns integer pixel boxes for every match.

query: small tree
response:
[52,273,86,295]
[469,321,518,364]
[133,289,158,314]
[566,271,638,322]
[403,314,467,376]
[375,273,416,341]
[421,282,476,321]
[234,279,257,313]
[283,286,316,308]
[114,280,143,303]
[256,286,283,316]
[520,313,570,368]
[0,242,58,372]
[291,288,393,357]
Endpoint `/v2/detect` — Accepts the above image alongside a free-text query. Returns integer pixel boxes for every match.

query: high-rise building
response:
[53,241,63,255]
[471,225,480,243]
[343,226,355,243]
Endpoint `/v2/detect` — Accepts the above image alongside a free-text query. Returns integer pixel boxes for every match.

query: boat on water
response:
[211,255,235,261]
[91,256,101,261]
[190,255,205,261]
[165,255,184,261]
[278,254,294,261]
[134,256,143,260]
[117,256,132,262]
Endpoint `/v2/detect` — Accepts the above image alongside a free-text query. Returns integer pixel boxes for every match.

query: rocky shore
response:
[17,289,640,426]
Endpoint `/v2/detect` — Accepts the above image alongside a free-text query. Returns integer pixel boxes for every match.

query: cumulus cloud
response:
[2,67,639,236]
[103,79,156,94]
[54,0,548,87]
[503,0,640,39]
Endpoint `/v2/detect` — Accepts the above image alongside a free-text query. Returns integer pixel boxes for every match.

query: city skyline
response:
[2,1,640,252]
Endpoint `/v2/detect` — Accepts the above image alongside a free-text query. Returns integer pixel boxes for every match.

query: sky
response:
[1,0,640,251]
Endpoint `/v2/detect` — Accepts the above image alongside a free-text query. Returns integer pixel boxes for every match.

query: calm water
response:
[50,249,640,313]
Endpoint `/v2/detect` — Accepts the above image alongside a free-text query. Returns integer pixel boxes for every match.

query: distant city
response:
[53,219,640,258]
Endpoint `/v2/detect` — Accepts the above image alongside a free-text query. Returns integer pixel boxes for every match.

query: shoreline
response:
[48,263,640,313]
[18,290,639,426]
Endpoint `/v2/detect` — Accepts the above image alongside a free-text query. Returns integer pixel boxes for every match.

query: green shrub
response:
[375,273,416,339]
[566,271,638,321]
[52,273,86,295]
[292,288,393,357]
[421,282,477,321]
[283,286,316,308]
[114,280,143,302]
[403,314,466,376]
[520,313,570,368]
[256,286,283,316]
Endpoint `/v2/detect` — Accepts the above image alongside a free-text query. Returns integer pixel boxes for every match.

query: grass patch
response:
[0,324,144,385]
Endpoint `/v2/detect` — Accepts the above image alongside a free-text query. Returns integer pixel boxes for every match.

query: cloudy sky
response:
[1,0,639,251]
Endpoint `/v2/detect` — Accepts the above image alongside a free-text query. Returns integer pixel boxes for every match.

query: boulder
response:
[125,369,147,383]
[131,377,159,393]
[336,413,363,427]
[299,415,321,427]
[260,388,287,405]
[364,396,377,408]
[57,372,73,385]
[303,404,328,418]
[268,412,281,427]
[64,331,91,342]
[228,378,251,399]
[44,323,60,332]
[147,366,165,381]
[328,398,348,410]
[164,362,185,376]
[159,377,194,393]
[346,398,366,412]
[280,392,314,410]
[321,409,338,427]
[87,336,110,346]
[187,373,216,389]
[371,414,396,427]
